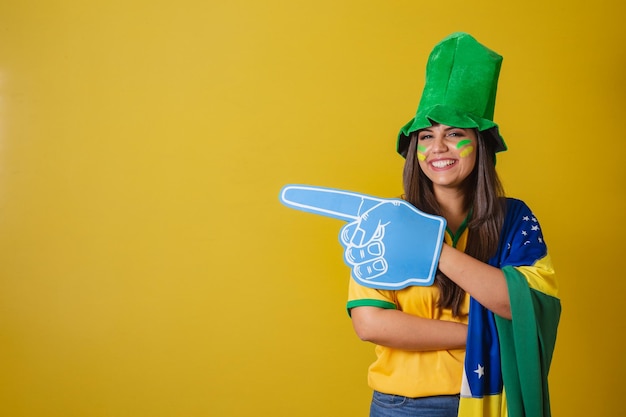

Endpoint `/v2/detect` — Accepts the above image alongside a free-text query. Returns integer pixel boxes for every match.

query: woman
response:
[347,33,560,417]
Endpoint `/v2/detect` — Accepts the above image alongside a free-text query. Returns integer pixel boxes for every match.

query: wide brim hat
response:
[397,32,507,157]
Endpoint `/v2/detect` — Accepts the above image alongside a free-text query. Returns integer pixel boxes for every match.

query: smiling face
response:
[416,124,478,192]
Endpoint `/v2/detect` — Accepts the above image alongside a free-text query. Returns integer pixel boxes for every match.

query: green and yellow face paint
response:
[456,139,474,158]
[417,145,427,161]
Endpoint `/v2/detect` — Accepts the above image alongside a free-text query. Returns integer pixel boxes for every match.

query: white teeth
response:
[431,160,455,168]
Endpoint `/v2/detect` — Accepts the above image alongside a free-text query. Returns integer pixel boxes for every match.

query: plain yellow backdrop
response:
[1,1,624,416]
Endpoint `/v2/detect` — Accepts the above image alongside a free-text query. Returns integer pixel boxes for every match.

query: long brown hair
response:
[402,127,505,316]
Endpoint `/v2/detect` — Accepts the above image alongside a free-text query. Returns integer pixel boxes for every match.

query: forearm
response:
[351,306,467,351]
[438,244,512,319]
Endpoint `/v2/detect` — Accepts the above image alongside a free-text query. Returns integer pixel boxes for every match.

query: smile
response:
[430,159,457,168]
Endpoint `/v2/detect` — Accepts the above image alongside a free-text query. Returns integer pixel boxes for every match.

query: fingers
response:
[352,259,388,281]
[344,241,384,264]
[342,222,387,281]
[279,184,384,222]
[343,238,388,281]
[340,221,385,246]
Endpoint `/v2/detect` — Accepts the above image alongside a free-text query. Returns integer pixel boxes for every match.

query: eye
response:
[447,130,465,138]
[418,133,433,140]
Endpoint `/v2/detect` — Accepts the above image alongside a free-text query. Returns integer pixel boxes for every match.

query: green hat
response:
[397,32,507,157]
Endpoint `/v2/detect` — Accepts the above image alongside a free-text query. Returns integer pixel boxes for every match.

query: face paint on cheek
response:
[459,146,474,158]
[417,145,427,161]
[456,139,475,158]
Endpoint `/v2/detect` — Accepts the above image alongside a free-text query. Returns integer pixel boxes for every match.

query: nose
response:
[431,135,448,153]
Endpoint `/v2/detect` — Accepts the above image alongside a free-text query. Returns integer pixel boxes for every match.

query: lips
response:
[430,159,457,169]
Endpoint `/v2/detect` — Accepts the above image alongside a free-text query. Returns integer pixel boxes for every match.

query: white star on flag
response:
[522,230,527,236]
[523,216,530,221]
[531,225,539,231]
[474,364,485,379]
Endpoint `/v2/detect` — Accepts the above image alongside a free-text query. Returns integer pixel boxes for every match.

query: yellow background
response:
[0,1,623,416]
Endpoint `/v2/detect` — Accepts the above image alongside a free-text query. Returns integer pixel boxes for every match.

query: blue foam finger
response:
[347,199,445,289]
[279,185,446,289]
[279,185,382,222]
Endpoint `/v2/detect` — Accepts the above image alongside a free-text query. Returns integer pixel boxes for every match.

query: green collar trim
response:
[446,211,471,248]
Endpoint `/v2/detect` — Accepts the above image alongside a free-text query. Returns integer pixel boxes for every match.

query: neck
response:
[434,187,468,234]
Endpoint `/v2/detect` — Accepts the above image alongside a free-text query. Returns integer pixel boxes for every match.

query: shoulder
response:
[492,197,548,265]
[501,197,541,223]
[503,197,531,211]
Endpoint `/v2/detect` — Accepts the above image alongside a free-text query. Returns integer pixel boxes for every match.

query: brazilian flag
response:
[458,199,561,417]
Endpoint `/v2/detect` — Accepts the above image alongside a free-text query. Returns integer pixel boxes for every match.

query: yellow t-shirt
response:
[347,227,469,398]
